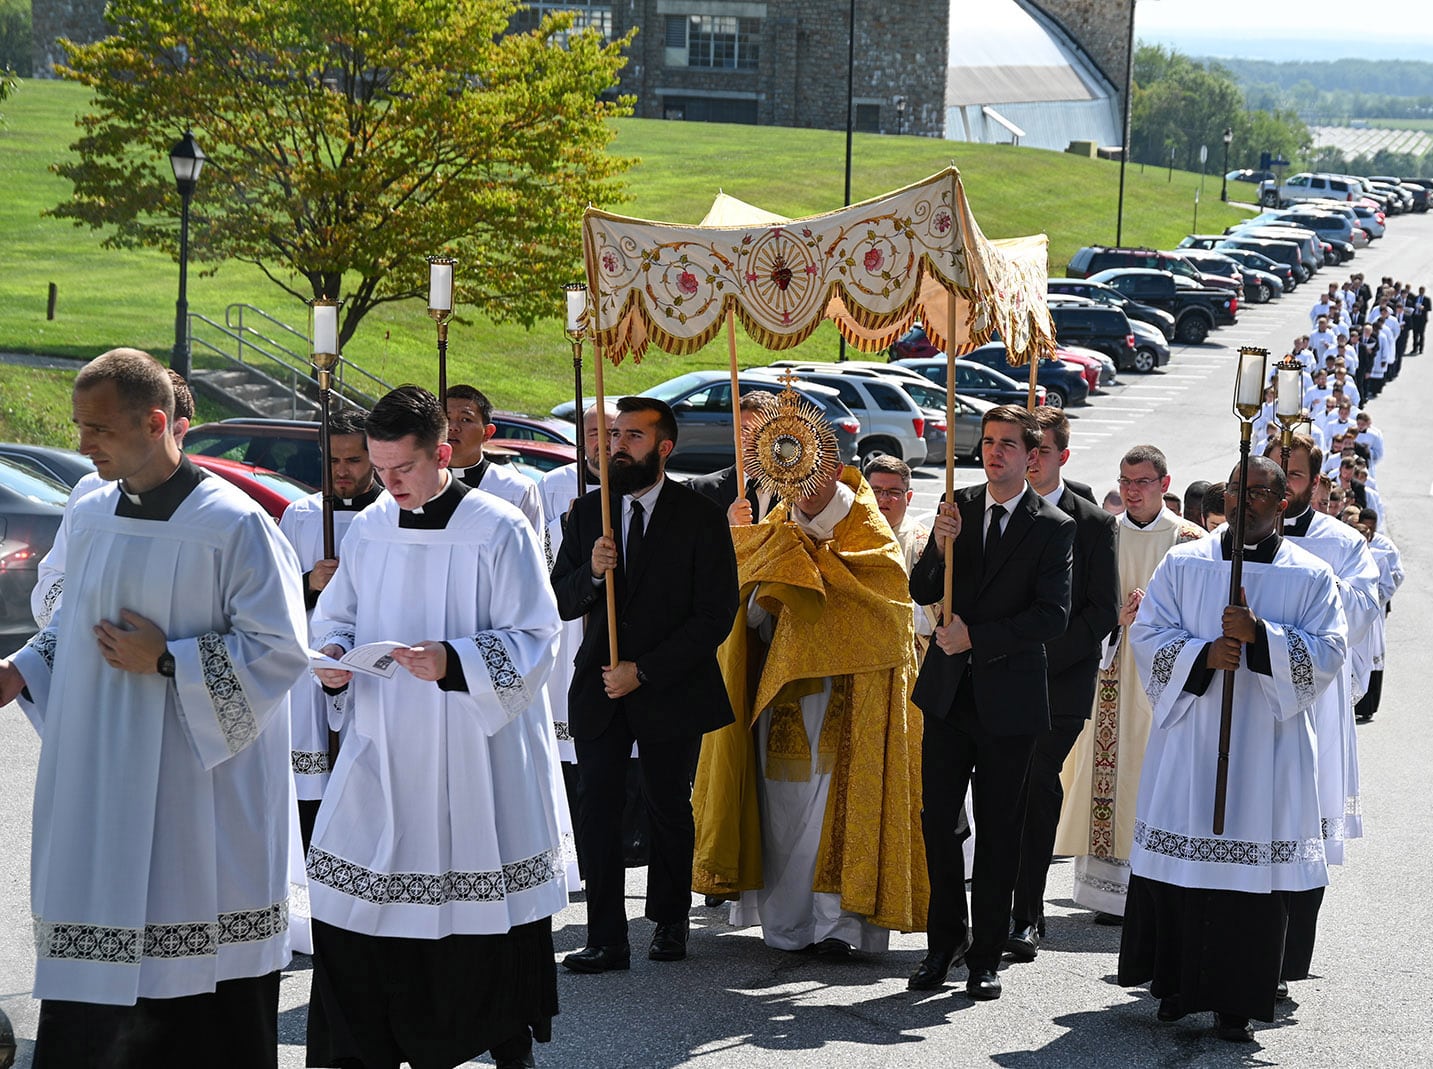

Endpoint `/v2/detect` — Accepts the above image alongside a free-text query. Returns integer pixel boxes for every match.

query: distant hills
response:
[1142,31,1433,65]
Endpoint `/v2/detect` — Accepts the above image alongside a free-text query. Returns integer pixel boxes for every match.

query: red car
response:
[191,455,314,522]
[486,439,577,474]
[1054,346,1106,393]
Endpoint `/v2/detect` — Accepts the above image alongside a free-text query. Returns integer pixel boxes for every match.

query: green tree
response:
[51,0,635,345]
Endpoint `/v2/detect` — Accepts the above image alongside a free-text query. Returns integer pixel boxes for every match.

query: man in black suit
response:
[1005,407,1119,961]
[551,397,739,973]
[907,405,1074,1000]
[687,390,780,524]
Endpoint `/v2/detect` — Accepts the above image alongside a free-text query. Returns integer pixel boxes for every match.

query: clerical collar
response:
[1283,508,1315,537]
[451,456,490,490]
[335,483,382,511]
[399,472,470,529]
[1220,527,1281,564]
[1124,510,1161,529]
[115,455,207,522]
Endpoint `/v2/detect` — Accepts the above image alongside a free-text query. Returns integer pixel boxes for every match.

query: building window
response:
[855,103,880,133]
[663,14,759,70]
[509,3,613,41]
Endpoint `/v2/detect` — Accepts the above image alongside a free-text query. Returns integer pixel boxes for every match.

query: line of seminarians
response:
[0,348,1364,1067]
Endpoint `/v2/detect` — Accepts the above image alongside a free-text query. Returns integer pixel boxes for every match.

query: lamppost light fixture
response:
[1223,127,1233,145]
[169,130,206,195]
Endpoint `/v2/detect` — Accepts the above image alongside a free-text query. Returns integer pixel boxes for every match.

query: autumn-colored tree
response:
[51,0,634,345]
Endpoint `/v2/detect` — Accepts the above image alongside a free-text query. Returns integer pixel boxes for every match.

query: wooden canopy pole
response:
[727,309,744,493]
[593,344,619,668]
[942,298,957,622]
[1027,351,1039,411]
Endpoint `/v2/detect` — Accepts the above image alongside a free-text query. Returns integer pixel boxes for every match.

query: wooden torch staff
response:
[727,309,744,493]
[1215,346,1270,836]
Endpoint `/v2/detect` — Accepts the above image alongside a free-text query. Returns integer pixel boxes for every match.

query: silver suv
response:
[781,368,929,467]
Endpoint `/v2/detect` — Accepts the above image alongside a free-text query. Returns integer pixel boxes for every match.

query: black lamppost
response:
[894,95,907,136]
[169,130,205,380]
[1220,127,1233,201]
[1115,0,1137,245]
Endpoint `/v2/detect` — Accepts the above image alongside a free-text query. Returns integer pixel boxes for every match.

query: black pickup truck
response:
[1087,268,1237,344]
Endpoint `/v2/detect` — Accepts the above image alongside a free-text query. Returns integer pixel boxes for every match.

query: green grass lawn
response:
[1,78,1252,419]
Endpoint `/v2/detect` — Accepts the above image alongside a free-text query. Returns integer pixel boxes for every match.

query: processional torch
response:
[309,297,343,558]
[427,256,456,402]
[564,283,590,497]
[1273,354,1306,473]
[1214,345,1270,836]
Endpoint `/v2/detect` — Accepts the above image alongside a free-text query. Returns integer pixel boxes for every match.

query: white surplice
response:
[1283,510,1381,855]
[537,462,585,762]
[12,471,309,1005]
[29,470,105,628]
[728,482,890,953]
[1129,536,1345,894]
[306,485,571,938]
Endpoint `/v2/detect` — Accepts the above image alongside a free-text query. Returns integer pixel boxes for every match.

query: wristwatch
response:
[156,649,176,678]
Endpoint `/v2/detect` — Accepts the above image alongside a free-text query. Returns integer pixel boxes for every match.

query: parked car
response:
[1086,268,1236,343]
[0,458,69,644]
[1175,248,1282,303]
[1047,278,1177,340]
[1259,171,1363,208]
[1210,245,1297,292]
[491,411,577,445]
[552,371,860,473]
[1056,346,1114,392]
[0,443,95,488]
[937,344,1089,409]
[1216,236,1309,284]
[1067,245,1235,292]
[1350,203,1386,239]
[485,438,577,473]
[184,418,322,490]
[892,376,994,462]
[1228,225,1323,275]
[893,349,1049,407]
[1045,301,1140,372]
[785,370,928,466]
[190,455,313,521]
[1048,296,1169,372]
[1225,168,1275,186]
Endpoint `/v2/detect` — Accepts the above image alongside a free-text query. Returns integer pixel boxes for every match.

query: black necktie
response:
[984,504,1006,563]
[626,499,645,574]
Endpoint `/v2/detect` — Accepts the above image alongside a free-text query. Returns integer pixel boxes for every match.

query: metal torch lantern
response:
[309,297,344,558]
[427,256,457,401]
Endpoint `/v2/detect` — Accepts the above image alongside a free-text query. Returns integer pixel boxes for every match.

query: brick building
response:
[32,0,1129,150]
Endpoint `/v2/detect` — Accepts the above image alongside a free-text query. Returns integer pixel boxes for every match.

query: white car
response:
[779,367,929,467]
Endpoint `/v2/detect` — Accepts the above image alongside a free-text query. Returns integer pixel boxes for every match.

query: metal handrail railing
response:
[224,303,393,411]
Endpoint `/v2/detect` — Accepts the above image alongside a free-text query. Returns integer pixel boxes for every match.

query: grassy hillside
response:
[0,78,1251,417]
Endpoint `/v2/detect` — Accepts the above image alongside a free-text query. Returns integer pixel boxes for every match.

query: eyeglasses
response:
[871,487,908,500]
[1117,477,1161,489]
[1224,485,1282,502]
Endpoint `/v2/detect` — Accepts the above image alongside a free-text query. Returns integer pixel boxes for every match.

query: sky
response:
[1136,0,1433,62]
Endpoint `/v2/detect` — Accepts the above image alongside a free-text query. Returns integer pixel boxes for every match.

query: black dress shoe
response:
[815,937,854,959]
[1092,911,1124,926]
[907,937,971,991]
[648,922,688,961]
[966,968,1002,1001]
[495,1057,534,1069]
[1005,924,1040,962]
[1215,1013,1254,1042]
[1276,980,1289,1001]
[562,943,631,973]
[1157,996,1187,1022]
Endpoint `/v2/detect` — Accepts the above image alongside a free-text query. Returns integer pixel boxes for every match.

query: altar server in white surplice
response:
[1263,435,1380,983]
[0,350,309,1069]
[445,382,543,531]
[1118,457,1346,1044]
[306,386,567,1069]
[276,407,384,851]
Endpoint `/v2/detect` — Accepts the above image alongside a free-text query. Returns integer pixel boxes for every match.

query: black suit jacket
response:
[686,464,778,520]
[551,477,739,742]
[1043,485,1119,724]
[1063,478,1096,505]
[909,484,1074,736]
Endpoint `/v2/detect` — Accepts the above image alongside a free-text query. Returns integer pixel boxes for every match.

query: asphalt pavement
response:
[3,215,1432,1067]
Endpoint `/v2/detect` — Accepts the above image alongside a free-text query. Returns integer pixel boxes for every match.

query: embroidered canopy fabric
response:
[581,167,1054,366]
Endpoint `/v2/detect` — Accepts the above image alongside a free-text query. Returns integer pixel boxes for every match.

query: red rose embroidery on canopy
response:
[677,271,699,296]
[602,252,618,273]
[864,249,884,273]
[933,211,952,234]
